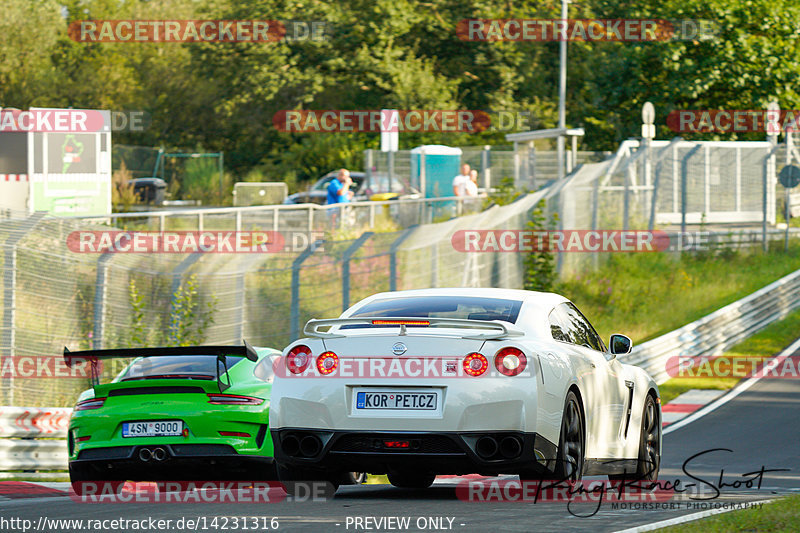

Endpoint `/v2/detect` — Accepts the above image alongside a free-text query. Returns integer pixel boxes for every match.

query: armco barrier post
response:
[389,226,417,292]
[290,240,324,341]
[342,232,374,312]
[1,212,45,406]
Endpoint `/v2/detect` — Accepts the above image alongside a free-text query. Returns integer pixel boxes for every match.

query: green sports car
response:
[65,343,282,484]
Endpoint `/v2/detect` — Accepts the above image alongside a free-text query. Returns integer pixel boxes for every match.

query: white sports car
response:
[269,288,661,489]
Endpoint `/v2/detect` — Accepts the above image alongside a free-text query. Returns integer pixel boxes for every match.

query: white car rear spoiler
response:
[303,317,525,340]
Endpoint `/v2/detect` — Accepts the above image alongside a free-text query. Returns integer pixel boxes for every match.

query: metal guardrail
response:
[2,266,800,476]
[621,267,800,384]
[66,194,489,233]
[0,407,70,479]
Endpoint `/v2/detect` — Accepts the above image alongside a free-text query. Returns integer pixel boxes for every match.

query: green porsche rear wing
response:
[63,341,258,391]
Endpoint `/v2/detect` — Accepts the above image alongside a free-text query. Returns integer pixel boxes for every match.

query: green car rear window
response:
[119,355,245,381]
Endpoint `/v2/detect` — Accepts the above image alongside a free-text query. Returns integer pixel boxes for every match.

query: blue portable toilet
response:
[410,145,462,198]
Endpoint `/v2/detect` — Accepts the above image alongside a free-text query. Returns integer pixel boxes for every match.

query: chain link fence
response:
[1,138,794,407]
[364,146,610,192]
[0,192,542,407]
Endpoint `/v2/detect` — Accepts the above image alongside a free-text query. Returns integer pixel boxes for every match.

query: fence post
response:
[735,146,742,212]
[430,242,439,288]
[623,159,630,231]
[198,212,204,232]
[92,253,114,349]
[365,149,373,185]
[341,232,374,312]
[167,253,204,344]
[234,273,246,342]
[704,144,710,216]
[681,145,702,244]
[236,210,242,232]
[420,148,427,198]
[389,225,417,291]
[482,145,491,190]
[1,212,45,405]
[290,240,324,341]
[763,144,781,252]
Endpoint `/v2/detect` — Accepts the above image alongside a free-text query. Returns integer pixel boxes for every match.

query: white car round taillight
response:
[463,352,488,377]
[286,345,312,374]
[316,351,339,375]
[494,347,527,376]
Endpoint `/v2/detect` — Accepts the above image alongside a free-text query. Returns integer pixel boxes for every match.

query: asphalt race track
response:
[3,345,799,533]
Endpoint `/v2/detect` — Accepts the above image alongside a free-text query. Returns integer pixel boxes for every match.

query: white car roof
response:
[346,287,570,315]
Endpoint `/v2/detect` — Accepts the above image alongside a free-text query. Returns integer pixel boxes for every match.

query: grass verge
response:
[562,243,800,344]
[655,494,799,532]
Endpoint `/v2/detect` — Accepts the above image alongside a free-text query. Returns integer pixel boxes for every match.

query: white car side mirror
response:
[609,334,633,357]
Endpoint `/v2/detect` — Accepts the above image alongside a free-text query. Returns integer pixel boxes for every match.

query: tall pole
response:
[557,0,568,180]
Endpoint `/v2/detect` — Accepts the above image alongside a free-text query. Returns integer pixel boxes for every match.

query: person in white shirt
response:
[452,163,471,196]
[465,169,479,196]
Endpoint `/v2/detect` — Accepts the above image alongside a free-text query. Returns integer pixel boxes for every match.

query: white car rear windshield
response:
[349,296,522,324]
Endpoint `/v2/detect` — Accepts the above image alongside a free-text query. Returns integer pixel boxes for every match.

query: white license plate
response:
[122,420,183,438]
[356,391,437,410]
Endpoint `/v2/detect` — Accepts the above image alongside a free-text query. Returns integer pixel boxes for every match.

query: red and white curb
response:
[0,174,28,182]
[661,389,726,428]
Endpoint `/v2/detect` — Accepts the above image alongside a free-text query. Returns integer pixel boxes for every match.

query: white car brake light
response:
[463,352,488,377]
[494,347,527,376]
[316,351,339,375]
[286,345,312,374]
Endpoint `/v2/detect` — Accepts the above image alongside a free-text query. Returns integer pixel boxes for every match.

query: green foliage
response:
[561,241,800,344]
[484,177,523,208]
[523,200,557,292]
[127,274,216,347]
[168,275,217,347]
[7,0,800,193]
[128,278,148,347]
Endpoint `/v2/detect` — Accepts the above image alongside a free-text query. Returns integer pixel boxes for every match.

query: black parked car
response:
[128,177,167,205]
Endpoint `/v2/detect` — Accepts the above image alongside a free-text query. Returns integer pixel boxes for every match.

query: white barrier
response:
[0,407,71,479]
[621,267,800,384]
[0,440,67,471]
[0,406,71,438]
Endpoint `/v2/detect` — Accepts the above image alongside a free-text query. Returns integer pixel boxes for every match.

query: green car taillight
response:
[74,398,106,411]
[206,393,264,405]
